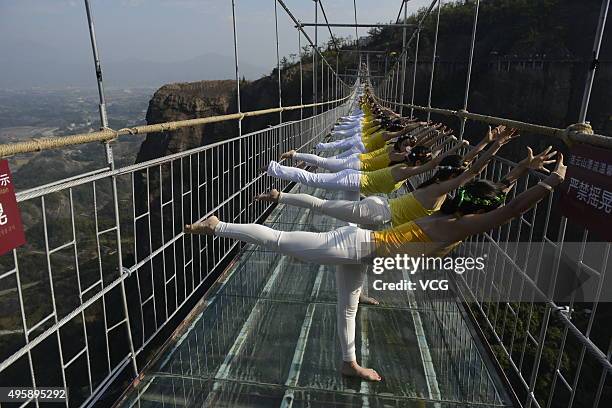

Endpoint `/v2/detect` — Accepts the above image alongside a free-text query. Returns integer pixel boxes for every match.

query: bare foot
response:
[280,150,296,160]
[359,294,380,305]
[184,216,219,235]
[255,189,280,202]
[341,361,382,382]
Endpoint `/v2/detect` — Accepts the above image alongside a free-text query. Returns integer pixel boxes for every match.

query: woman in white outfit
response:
[184,153,567,382]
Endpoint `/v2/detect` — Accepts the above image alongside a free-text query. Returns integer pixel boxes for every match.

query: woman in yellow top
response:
[284,124,447,172]
[258,127,555,229]
[184,153,567,382]
[316,119,433,154]
[264,139,465,197]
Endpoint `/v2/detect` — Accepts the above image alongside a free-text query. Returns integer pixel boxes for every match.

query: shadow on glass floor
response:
[119,182,513,408]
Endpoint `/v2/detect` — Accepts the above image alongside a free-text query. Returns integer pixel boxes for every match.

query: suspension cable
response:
[274,0,283,123]
[275,0,347,87]
[426,0,442,122]
[353,0,359,51]
[459,0,480,139]
[399,0,408,116]
[230,0,242,136]
[409,28,420,118]
[318,0,341,52]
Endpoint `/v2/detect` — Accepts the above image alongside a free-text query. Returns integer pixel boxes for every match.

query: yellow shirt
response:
[359,146,387,161]
[372,221,432,257]
[361,122,379,134]
[360,151,391,171]
[363,131,387,152]
[373,221,462,257]
[359,166,404,196]
[388,193,439,226]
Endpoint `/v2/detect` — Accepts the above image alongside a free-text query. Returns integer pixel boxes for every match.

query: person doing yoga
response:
[266,137,465,196]
[284,125,450,172]
[326,122,441,159]
[258,126,554,229]
[317,118,429,154]
[184,153,567,381]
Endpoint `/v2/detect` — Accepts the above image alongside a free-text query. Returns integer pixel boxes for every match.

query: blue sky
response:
[0,0,434,88]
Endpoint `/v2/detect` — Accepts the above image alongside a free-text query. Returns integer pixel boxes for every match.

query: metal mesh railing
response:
[0,103,350,407]
[0,0,610,407]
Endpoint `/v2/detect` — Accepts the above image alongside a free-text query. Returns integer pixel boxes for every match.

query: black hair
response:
[389,145,432,166]
[392,135,415,152]
[417,155,466,188]
[440,179,506,215]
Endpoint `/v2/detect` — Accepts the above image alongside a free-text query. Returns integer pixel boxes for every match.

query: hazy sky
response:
[0,0,434,88]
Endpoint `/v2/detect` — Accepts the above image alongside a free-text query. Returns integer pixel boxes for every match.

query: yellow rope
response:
[373,96,612,149]
[0,96,351,158]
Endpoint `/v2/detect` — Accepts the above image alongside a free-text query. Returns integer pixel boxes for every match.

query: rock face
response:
[135,63,317,163]
[135,80,237,163]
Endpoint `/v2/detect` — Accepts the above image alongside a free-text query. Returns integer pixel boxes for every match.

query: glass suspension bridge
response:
[0,1,610,407]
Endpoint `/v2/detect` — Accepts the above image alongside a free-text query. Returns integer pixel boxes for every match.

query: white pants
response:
[336,264,364,361]
[316,136,365,153]
[331,127,361,140]
[334,121,361,131]
[339,116,362,124]
[293,152,360,172]
[214,221,371,361]
[267,161,360,192]
[334,146,363,159]
[279,193,391,228]
[215,223,372,265]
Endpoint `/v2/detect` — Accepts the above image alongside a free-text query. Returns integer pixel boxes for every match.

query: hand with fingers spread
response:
[280,150,297,160]
[545,152,567,186]
[483,125,497,144]
[491,126,520,146]
[519,146,558,173]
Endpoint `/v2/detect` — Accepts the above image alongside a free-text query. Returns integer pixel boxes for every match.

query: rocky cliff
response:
[135,62,317,163]
[135,80,237,162]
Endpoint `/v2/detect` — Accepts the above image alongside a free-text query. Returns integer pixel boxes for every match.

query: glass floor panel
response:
[120,180,513,408]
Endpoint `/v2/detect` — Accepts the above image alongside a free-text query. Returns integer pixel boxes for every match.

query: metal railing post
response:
[578,0,609,123]
[410,28,420,118]
[83,0,139,380]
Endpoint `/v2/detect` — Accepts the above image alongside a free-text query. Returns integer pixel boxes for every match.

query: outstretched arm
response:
[457,153,566,237]
[392,138,468,181]
[424,127,519,197]
[499,146,557,193]
[422,128,454,148]
[461,125,499,163]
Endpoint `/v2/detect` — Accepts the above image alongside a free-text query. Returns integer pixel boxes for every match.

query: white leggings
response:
[316,136,365,152]
[267,161,360,192]
[279,192,391,228]
[293,152,360,172]
[334,121,361,131]
[334,146,362,159]
[336,264,365,361]
[331,128,361,140]
[215,222,372,265]
[214,222,371,361]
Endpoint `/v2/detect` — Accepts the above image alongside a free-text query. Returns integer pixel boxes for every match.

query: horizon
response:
[0,0,434,90]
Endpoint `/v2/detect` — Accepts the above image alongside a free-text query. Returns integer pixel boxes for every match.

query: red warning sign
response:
[0,160,26,256]
[559,143,612,241]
